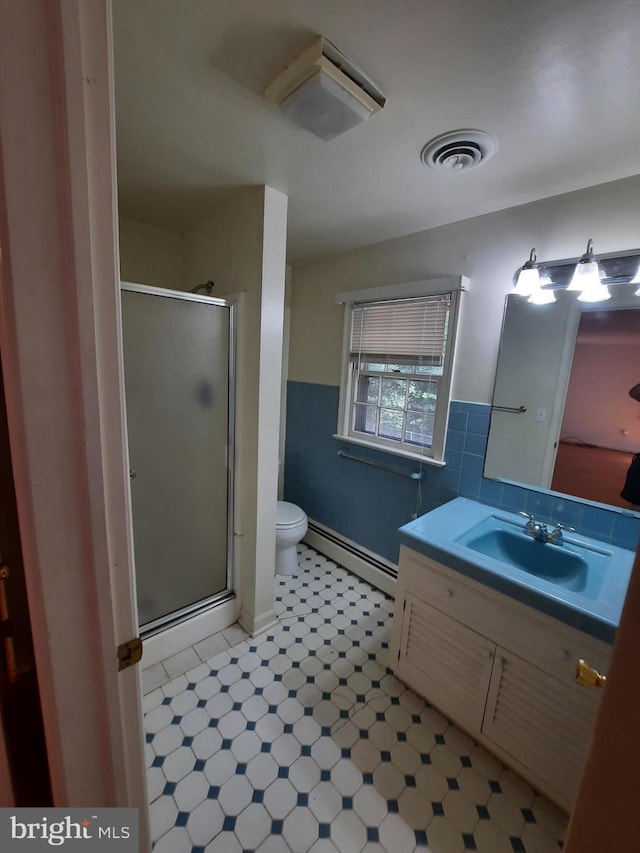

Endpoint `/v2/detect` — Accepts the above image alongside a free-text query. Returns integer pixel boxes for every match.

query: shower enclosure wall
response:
[121,283,235,633]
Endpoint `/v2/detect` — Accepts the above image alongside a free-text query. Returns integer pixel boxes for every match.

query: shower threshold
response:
[140,590,235,639]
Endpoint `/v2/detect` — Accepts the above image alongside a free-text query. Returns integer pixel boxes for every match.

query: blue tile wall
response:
[284,382,640,563]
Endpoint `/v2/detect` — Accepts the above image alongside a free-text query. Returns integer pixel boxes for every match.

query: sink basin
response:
[456,517,609,598]
[399,497,635,642]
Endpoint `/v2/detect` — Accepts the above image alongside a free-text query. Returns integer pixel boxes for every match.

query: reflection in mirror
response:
[550,309,640,508]
[485,250,640,513]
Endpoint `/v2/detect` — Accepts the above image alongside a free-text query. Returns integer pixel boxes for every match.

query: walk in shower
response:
[121,283,235,632]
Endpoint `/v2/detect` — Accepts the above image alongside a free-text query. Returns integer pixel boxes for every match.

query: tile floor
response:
[143,545,568,852]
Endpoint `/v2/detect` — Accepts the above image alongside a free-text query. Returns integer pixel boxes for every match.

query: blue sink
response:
[456,517,608,599]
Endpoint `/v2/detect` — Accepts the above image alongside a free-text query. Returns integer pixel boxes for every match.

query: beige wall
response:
[289,175,640,403]
[119,216,185,289]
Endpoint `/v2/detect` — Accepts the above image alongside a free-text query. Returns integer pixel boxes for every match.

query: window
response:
[336,281,465,462]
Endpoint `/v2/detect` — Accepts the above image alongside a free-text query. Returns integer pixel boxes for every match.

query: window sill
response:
[333,434,446,467]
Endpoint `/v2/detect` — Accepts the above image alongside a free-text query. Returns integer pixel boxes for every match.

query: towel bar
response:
[337,449,423,480]
[491,404,527,414]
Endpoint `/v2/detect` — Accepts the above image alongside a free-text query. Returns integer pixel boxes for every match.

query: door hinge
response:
[117,637,143,671]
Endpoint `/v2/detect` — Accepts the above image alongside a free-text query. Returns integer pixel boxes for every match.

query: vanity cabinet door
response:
[397,593,495,733]
[482,648,601,811]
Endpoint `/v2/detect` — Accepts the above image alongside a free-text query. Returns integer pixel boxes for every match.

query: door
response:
[397,594,495,733]
[482,647,600,811]
[0,360,52,806]
[484,295,574,487]
[121,284,235,629]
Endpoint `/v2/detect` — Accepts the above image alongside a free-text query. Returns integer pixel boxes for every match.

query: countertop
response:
[398,497,635,644]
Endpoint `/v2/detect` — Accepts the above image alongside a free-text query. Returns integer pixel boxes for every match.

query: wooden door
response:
[483,648,600,811]
[0,359,51,805]
[397,594,495,733]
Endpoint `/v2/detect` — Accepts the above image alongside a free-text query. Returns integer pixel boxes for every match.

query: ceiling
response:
[112,0,640,264]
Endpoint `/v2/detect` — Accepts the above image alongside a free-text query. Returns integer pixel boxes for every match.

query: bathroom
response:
[4,0,640,849]
[102,3,640,853]
[122,178,640,850]
[115,148,640,851]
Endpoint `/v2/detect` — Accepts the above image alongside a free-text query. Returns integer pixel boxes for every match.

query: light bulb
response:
[528,286,556,305]
[568,239,601,292]
[568,260,601,292]
[514,266,540,296]
[514,249,539,296]
[577,281,611,302]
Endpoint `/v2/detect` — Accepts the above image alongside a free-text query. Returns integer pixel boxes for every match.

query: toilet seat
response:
[277,501,306,529]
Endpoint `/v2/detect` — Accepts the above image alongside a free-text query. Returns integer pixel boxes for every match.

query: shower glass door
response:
[121,283,234,630]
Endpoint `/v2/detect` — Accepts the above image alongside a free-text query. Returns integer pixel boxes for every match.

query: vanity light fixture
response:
[577,279,611,302]
[513,249,556,303]
[567,239,609,304]
[528,275,556,304]
[513,249,540,296]
[514,243,640,305]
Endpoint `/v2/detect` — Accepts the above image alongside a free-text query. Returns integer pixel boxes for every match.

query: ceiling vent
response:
[265,37,385,141]
[421,129,498,172]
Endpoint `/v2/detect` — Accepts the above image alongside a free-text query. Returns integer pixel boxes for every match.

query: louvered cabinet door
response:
[397,594,495,733]
[482,648,601,810]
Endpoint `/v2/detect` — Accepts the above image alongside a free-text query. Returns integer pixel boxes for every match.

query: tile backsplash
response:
[448,401,640,551]
[284,382,640,564]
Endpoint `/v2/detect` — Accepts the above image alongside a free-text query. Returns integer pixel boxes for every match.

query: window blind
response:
[350,294,451,363]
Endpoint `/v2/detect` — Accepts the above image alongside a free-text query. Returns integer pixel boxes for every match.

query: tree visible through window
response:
[353,362,441,447]
[339,292,457,460]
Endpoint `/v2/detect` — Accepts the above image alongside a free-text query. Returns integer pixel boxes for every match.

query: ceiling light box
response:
[265,36,385,141]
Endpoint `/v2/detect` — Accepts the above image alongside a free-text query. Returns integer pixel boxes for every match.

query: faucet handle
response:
[518,511,536,531]
[548,521,575,545]
[553,522,576,533]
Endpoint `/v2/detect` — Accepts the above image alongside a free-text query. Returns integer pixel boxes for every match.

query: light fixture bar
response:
[512,244,640,305]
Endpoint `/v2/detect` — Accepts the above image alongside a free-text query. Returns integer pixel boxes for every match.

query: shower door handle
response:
[129,468,136,480]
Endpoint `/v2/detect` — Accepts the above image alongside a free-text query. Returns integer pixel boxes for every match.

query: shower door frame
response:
[121,282,237,636]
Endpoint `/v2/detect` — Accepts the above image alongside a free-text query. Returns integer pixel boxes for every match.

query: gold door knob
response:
[575,659,606,688]
[0,565,9,581]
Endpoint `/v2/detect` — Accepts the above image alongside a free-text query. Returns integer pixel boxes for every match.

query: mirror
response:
[485,251,640,512]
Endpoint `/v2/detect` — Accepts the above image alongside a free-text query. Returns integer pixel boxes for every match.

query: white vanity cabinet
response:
[390,546,612,812]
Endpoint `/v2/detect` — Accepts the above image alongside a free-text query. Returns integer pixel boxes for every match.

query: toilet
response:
[275,501,308,576]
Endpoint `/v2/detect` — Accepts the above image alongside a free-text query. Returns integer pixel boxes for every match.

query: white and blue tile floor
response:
[143,546,568,853]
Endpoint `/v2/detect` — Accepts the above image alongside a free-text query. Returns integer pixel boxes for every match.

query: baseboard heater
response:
[304,519,397,598]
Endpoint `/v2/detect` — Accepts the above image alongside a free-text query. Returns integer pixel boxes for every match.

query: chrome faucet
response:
[519,512,549,541]
[519,512,575,545]
[547,522,575,546]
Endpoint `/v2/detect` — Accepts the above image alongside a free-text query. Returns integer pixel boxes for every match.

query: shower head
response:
[190,280,215,295]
